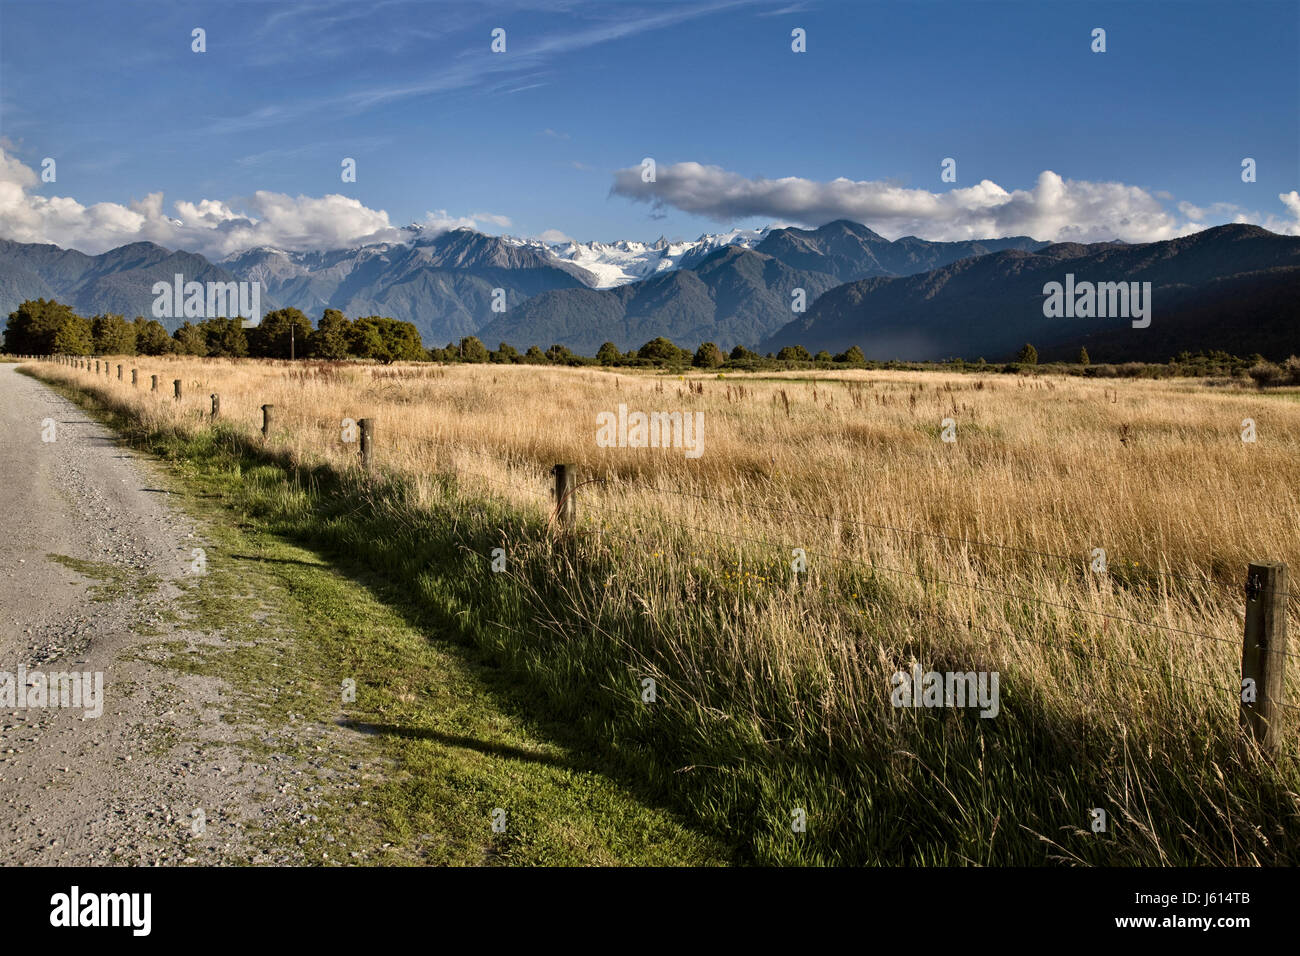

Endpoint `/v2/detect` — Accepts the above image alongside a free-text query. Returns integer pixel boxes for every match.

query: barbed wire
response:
[599,477,1293,603]
[584,499,1300,662]
[52,359,1297,600]
[591,524,1300,705]
[45,358,1300,659]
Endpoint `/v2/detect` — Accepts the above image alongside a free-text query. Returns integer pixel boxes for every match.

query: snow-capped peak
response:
[220,225,774,290]
[535,226,770,287]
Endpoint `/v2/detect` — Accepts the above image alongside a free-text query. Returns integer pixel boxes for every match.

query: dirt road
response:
[0,363,314,864]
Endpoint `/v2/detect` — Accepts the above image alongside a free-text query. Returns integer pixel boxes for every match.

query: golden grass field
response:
[33,355,1300,863]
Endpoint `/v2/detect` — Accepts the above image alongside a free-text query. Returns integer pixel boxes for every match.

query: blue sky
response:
[0,0,1296,256]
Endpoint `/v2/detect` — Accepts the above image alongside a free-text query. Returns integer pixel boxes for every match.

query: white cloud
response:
[0,148,513,257]
[610,161,1300,243]
[534,228,574,244]
[1270,191,1300,235]
[469,211,513,229]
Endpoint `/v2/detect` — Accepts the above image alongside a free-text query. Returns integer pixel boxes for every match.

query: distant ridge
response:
[761,223,1300,361]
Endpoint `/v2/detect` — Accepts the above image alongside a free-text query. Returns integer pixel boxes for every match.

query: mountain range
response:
[763,223,1300,361]
[1,221,1296,361]
[0,238,258,321]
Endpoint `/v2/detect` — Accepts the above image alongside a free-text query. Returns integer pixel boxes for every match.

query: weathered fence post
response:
[105,362,110,378]
[173,379,182,400]
[151,374,158,392]
[210,393,220,419]
[117,364,122,381]
[94,360,100,374]
[131,369,138,386]
[1241,561,1290,754]
[552,464,577,531]
[358,418,374,468]
[261,404,274,440]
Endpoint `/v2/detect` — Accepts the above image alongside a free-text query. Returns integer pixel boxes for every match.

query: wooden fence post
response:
[1241,561,1289,754]
[552,464,577,531]
[117,364,122,381]
[131,369,138,386]
[94,360,100,374]
[358,418,374,468]
[210,393,220,419]
[261,404,274,440]
[151,374,158,392]
[173,379,182,400]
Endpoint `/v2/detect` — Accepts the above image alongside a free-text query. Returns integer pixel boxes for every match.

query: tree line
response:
[2,298,873,368]
[2,300,425,362]
[5,298,1292,384]
[430,335,870,369]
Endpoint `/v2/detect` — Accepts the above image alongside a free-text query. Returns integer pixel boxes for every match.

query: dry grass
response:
[34,355,1300,863]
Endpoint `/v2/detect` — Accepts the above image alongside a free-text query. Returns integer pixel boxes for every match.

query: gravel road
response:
[0,363,321,865]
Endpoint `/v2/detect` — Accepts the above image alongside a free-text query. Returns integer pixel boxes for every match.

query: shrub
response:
[1247,361,1285,388]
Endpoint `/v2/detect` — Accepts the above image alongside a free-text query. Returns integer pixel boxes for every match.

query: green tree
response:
[814,350,832,363]
[458,336,490,363]
[545,343,574,364]
[490,342,521,363]
[693,342,725,368]
[1078,347,1090,366]
[172,322,208,356]
[596,341,622,366]
[133,317,172,356]
[834,345,866,364]
[524,345,546,364]
[384,320,427,362]
[250,308,312,359]
[4,298,85,354]
[346,322,383,360]
[729,344,760,363]
[636,336,681,364]
[199,317,249,358]
[53,314,94,355]
[91,314,136,355]
[308,309,352,359]
[777,345,812,362]
[346,316,426,363]
[1015,343,1039,365]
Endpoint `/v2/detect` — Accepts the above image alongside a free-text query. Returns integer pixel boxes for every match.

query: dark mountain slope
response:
[762,224,1300,361]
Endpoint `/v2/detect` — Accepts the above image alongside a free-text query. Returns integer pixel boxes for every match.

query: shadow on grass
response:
[227,552,329,568]
[28,369,1300,866]
[339,720,575,770]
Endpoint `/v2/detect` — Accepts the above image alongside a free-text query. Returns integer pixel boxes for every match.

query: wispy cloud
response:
[756,2,815,16]
[208,0,756,135]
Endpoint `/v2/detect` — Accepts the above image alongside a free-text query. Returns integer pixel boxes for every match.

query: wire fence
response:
[35,354,1300,729]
